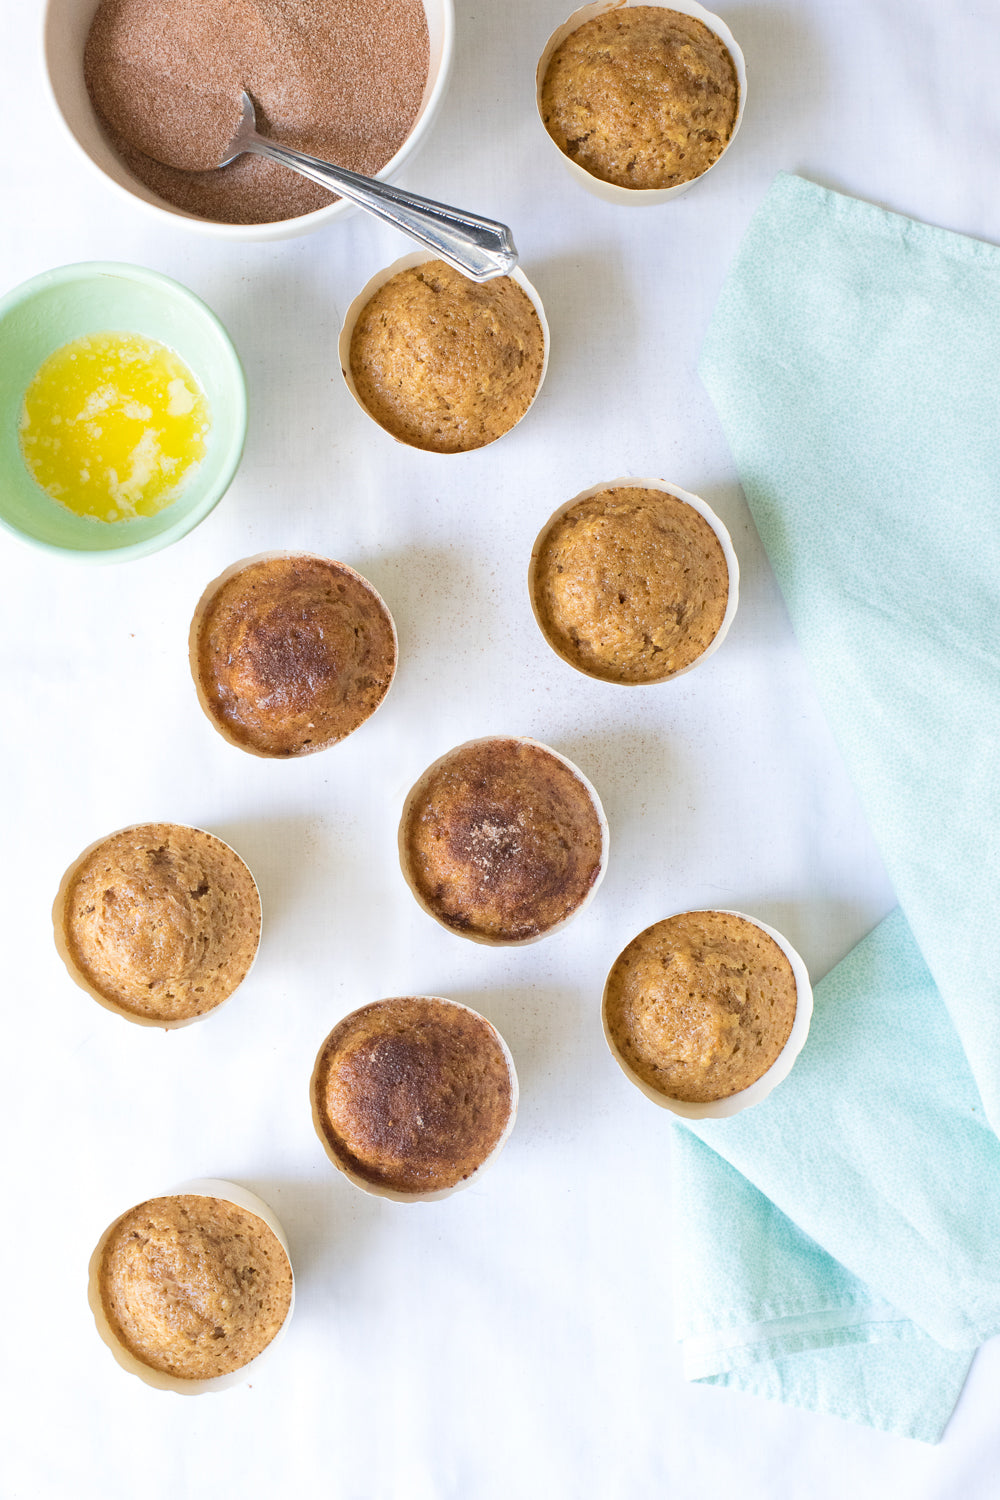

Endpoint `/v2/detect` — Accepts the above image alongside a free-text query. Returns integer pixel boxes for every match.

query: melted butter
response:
[18,331,210,522]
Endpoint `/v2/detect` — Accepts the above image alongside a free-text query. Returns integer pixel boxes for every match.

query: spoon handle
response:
[245,136,518,282]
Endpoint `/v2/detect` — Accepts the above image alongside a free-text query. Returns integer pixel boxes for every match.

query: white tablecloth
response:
[3,2,998,1495]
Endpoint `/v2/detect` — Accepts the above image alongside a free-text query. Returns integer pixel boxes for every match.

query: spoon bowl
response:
[210,92,517,281]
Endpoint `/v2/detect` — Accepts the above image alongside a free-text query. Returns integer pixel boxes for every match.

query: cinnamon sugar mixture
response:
[84,0,430,224]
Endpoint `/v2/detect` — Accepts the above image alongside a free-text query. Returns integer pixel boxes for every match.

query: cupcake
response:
[55,822,261,1026]
[342,255,548,453]
[311,996,518,1200]
[190,552,397,757]
[529,480,738,683]
[537,2,745,203]
[603,909,813,1117]
[399,736,608,944]
[89,1181,293,1391]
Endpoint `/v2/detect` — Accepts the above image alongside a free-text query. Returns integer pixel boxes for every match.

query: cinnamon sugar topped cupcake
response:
[191,552,397,757]
[400,736,607,944]
[311,996,518,1198]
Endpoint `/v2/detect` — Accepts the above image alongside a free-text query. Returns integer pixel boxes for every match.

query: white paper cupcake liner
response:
[188,550,398,758]
[398,735,609,946]
[602,909,813,1118]
[339,252,550,453]
[88,1178,294,1392]
[53,822,262,1029]
[536,0,747,205]
[528,476,740,683]
[310,996,519,1201]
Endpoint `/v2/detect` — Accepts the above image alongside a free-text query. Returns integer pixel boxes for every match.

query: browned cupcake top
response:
[312,997,515,1194]
[61,823,260,1023]
[193,554,397,756]
[348,260,545,453]
[541,7,738,190]
[532,486,730,683]
[401,738,605,943]
[604,910,798,1103]
[98,1194,293,1380]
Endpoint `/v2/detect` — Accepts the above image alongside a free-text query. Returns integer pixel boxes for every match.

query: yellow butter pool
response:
[18,330,210,523]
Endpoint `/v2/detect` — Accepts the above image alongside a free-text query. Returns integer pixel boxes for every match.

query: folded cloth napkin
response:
[680,172,1000,1441]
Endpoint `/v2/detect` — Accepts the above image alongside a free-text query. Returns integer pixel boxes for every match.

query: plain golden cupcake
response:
[530,482,735,683]
[346,259,547,453]
[191,552,397,757]
[540,6,740,191]
[311,996,518,1198]
[93,1189,293,1383]
[399,736,607,944]
[603,910,800,1104]
[56,822,261,1025]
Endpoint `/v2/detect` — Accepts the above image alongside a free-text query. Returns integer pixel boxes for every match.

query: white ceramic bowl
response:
[88,1179,294,1393]
[339,251,550,453]
[602,910,813,1118]
[528,476,739,683]
[43,0,455,240]
[536,0,747,205]
[310,997,519,1202]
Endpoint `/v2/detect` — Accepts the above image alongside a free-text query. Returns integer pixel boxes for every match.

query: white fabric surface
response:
[1,1,998,1495]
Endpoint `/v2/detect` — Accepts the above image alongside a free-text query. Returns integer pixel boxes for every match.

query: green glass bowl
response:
[0,262,246,561]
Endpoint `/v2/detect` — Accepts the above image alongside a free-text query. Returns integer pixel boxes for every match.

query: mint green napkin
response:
[678,174,1000,1441]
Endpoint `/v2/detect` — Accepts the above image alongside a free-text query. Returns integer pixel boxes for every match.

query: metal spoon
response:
[217,92,517,282]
